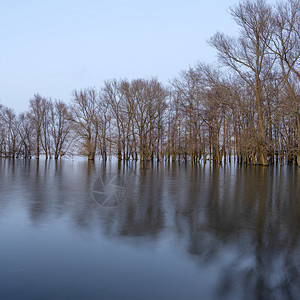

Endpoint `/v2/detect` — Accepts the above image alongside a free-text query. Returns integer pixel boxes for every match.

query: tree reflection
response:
[176,164,300,299]
[1,159,300,298]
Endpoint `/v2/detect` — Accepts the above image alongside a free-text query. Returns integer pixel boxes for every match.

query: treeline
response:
[0,0,299,165]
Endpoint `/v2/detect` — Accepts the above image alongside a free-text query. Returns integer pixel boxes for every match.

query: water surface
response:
[1,159,300,299]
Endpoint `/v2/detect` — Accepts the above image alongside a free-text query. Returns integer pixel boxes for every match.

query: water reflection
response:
[1,159,300,299]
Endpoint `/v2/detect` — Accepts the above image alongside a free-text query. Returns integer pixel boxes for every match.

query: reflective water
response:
[1,159,300,299]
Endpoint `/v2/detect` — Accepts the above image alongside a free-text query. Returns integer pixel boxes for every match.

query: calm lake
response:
[1,159,300,299]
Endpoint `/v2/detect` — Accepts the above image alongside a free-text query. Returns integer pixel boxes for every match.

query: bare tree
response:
[50,100,73,159]
[271,0,300,163]
[0,107,19,158]
[29,94,48,159]
[18,112,34,158]
[124,79,167,161]
[102,80,126,160]
[209,0,277,165]
[70,89,99,160]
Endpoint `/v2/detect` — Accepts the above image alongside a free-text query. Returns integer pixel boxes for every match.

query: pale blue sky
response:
[1,0,241,112]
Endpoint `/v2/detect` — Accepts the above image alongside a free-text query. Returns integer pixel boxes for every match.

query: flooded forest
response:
[0,0,299,166]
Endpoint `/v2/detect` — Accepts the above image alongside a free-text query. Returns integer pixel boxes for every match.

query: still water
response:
[0,159,300,300]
